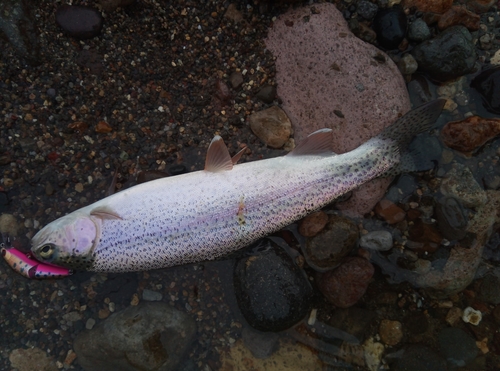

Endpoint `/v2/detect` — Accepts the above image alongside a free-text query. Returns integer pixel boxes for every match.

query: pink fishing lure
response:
[1,247,71,279]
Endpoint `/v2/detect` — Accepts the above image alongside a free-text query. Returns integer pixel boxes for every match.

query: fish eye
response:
[39,244,55,259]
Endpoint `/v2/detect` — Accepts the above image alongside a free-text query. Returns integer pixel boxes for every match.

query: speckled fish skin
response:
[30,100,445,273]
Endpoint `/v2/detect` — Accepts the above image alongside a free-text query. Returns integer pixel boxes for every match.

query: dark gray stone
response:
[394,345,447,371]
[55,5,103,40]
[438,327,478,367]
[411,26,476,81]
[0,0,40,65]
[74,302,196,371]
[408,18,431,42]
[233,239,313,332]
[479,274,500,305]
[357,1,378,20]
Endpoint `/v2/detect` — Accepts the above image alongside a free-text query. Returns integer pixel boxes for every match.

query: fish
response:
[28,100,445,274]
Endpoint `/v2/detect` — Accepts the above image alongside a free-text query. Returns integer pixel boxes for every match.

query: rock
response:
[214,79,232,104]
[440,163,487,208]
[142,289,163,301]
[99,0,136,12]
[95,121,112,133]
[248,106,292,149]
[471,66,500,114]
[242,326,279,359]
[441,116,500,153]
[317,256,374,308]
[0,0,40,65]
[229,71,244,89]
[378,319,403,346]
[357,0,378,20]
[466,0,496,13]
[9,348,57,371]
[298,211,328,237]
[55,5,104,40]
[303,214,358,271]
[255,85,277,104]
[402,0,453,13]
[407,219,442,254]
[374,199,406,224]
[408,18,431,42]
[479,275,500,305]
[220,338,323,371]
[224,3,245,23]
[373,6,408,49]
[411,26,476,82]
[393,345,447,371]
[74,302,196,371]
[435,196,468,241]
[233,239,313,332]
[0,213,20,236]
[397,53,418,75]
[438,327,478,366]
[359,230,393,251]
[265,3,411,216]
[438,5,480,31]
[445,307,463,325]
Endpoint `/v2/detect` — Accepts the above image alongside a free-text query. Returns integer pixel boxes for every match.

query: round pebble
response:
[359,230,393,251]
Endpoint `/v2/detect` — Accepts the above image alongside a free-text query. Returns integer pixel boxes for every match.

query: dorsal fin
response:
[287,129,336,156]
[231,147,246,165]
[205,136,234,172]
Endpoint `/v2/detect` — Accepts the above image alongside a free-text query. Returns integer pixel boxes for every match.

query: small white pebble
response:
[462,307,482,325]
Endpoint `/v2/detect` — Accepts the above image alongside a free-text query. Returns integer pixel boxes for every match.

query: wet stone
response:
[241,326,279,359]
[317,257,374,308]
[441,116,500,153]
[142,289,163,301]
[471,66,500,114]
[357,0,378,20]
[378,319,403,346]
[74,302,196,371]
[411,26,476,81]
[229,71,244,89]
[438,327,478,367]
[233,239,313,332]
[478,274,500,305]
[303,214,358,271]
[55,5,104,40]
[374,199,405,224]
[438,5,480,31]
[373,5,407,49]
[408,18,431,42]
[435,196,468,241]
[359,230,393,251]
[255,85,276,104]
[248,106,292,149]
[9,347,57,371]
[298,211,328,237]
[403,0,453,13]
[440,163,487,208]
[397,53,418,75]
[393,345,447,371]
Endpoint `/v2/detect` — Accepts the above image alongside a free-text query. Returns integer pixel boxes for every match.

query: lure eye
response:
[39,244,55,259]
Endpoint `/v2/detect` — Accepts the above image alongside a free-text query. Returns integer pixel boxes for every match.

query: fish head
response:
[31,213,100,271]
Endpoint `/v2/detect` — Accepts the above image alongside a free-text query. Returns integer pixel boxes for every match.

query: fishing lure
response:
[1,246,71,279]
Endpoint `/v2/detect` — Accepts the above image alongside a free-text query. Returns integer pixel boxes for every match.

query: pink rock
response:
[265,3,410,216]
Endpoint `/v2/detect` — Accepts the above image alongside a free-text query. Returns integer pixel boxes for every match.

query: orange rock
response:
[68,121,89,133]
[298,211,328,237]
[438,6,480,31]
[95,120,113,133]
[403,0,453,14]
[441,116,500,153]
[375,199,406,224]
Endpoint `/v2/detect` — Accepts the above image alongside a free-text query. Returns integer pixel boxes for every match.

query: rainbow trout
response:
[24,100,444,274]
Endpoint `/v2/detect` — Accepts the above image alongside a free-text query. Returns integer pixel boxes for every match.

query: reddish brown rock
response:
[317,257,374,308]
[438,6,480,31]
[298,211,328,237]
[95,121,113,133]
[374,199,406,224]
[407,220,442,254]
[441,116,500,153]
[403,0,453,14]
[379,320,403,346]
[248,106,292,149]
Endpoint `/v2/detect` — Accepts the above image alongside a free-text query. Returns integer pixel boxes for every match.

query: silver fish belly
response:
[30,100,445,273]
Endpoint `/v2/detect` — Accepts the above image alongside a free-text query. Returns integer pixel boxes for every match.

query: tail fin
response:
[378,99,446,151]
